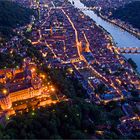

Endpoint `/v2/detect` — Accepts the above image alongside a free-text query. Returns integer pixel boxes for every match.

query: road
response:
[30,0,140,104]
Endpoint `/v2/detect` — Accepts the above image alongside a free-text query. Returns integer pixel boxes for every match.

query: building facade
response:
[0,59,43,110]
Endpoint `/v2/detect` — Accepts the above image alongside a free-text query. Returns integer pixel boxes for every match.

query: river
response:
[69,0,140,72]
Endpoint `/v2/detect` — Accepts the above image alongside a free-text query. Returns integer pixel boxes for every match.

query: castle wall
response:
[10,88,42,103]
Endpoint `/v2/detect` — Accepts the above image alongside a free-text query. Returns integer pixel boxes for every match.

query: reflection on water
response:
[69,0,140,71]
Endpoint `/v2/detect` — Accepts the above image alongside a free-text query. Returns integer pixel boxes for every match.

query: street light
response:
[2,89,8,95]
[31,67,36,72]
[41,74,46,79]
[51,87,55,92]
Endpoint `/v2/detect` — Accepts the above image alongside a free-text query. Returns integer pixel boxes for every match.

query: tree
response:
[128,58,137,70]
[50,134,62,139]
[110,1,140,30]
[111,108,124,119]
[103,131,118,139]
[0,1,34,39]
[70,130,86,139]
[48,119,58,135]
[82,119,95,133]
[105,101,118,111]
[39,128,49,139]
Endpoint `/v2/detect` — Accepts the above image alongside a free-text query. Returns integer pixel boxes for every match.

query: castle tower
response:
[0,88,12,110]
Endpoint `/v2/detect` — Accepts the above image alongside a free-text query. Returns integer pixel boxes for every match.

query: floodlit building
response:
[0,58,43,110]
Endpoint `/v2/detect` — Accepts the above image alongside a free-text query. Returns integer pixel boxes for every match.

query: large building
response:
[0,58,43,110]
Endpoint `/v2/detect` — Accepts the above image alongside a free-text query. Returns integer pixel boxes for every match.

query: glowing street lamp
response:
[40,74,46,79]
[31,112,35,116]
[31,67,36,72]
[51,87,55,92]
[2,89,8,95]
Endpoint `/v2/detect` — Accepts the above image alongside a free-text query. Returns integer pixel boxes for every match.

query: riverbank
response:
[71,0,140,72]
[79,0,140,40]
[94,13,140,74]
[97,22,140,75]
[96,13,140,72]
[98,12,140,40]
[83,8,140,40]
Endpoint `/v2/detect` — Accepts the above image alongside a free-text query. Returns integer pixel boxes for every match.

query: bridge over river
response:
[117,47,140,54]
[68,0,140,72]
[40,2,140,70]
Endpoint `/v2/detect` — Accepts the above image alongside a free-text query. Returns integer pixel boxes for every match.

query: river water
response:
[69,0,140,72]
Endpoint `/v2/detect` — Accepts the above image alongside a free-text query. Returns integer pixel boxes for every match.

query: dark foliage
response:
[0,0,34,38]
[0,69,123,139]
[111,1,140,29]
[127,58,137,70]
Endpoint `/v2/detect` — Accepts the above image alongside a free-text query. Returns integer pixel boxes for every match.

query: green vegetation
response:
[110,1,140,29]
[0,100,122,139]
[46,68,87,99]
[0,69,125,139]
[0,52,22,69]
[0,0,34,39]
[0,39,43,68]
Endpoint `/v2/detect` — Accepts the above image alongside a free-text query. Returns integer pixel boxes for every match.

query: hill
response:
[0,0,34,39]
[110,1,140,30]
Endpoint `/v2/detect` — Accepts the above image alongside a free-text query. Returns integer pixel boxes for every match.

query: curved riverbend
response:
[69,0,140,71]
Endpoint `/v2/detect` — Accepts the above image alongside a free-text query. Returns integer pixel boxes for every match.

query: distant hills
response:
[80,0,140,30]
[0,0,34,39]
[110,1,140,30]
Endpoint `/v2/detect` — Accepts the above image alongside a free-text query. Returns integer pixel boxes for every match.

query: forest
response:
[0,68,126,139]
[110,1,140,30]
[0,0,34,39]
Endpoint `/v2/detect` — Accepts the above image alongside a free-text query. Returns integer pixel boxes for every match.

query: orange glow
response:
[2,89,8,95]
[41,74,46,79]
[96,131,104,135]
[31,67,36,72]
[51,87,55,92]
[31,41,39,45]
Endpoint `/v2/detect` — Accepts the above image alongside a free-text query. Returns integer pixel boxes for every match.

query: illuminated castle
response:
[0,58,43,110]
